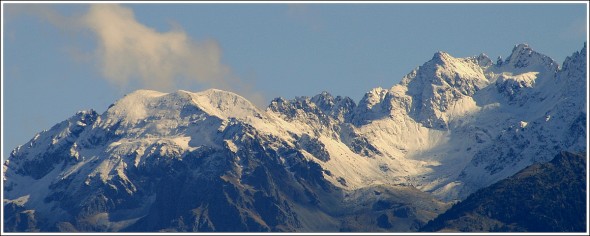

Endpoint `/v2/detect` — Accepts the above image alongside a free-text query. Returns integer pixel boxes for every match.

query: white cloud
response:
[83,4,231,91]
[9,4,266,107]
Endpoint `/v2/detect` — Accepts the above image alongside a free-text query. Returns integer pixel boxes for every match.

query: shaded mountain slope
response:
[420,151,587,232]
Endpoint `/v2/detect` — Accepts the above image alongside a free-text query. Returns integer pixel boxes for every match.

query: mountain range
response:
[3,43,587,232]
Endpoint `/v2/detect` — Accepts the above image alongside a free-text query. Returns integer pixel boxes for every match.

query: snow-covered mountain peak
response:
[310,91,356,121]
[395,51,489,128]
[105,88,263,125]
[506,43,533,65]
[401,50,489,90]
[349,87,395,125]
[186,88,263,120]
[310,91,334,107]
[268,90,356,127]
[364,87,388,103]
[512,43,530,52]
[314,90,332,98]
[561,42,587,75]
[430,50,493,68]
[503,43,559,72]
[105,89,168,122]
[432,51,453,63]
[475,53,493,68]
[553,42,587,112]
[356,87,388,112]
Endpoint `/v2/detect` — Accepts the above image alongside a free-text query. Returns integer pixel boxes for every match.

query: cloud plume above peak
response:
[83,4,231,91]
[11,4,265,107]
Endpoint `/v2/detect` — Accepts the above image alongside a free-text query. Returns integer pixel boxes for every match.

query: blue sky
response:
[2,3,588,159]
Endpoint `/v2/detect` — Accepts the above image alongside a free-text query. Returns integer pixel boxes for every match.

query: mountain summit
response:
[4,43,586,232]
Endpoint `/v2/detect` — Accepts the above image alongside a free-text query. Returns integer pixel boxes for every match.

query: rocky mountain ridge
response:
[3,43,587,232]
